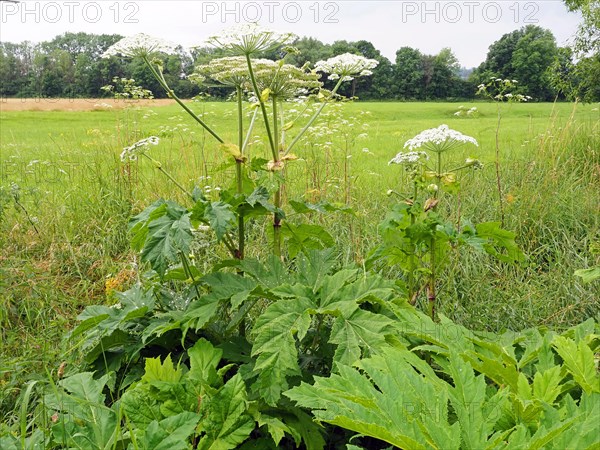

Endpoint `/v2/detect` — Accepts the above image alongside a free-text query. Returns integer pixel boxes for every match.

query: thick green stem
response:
[426,152,444,321]
[236,86,245,261]
[142,57,224,144]
[408,181,418,304]
[286,77,345,153]
[272,97,283,259]
[245,54,277,160]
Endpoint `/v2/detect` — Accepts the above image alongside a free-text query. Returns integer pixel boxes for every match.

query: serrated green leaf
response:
[121,384,164,427]
[286,348,443,450]
[443,354,494,450]
[257,414,294,446]
[198,374,254,450]
[251,298,314,405]
[183,295,221,332]
[141,208,193,277]
[205,201,236,241]
[200,272,258,309]
[552,335,599,394]
[188,338,223,387]
[129,200,168,251]
[141,354,183,384]
[329,309,395,366]
[532,366,564,404]
[141,412,200,450]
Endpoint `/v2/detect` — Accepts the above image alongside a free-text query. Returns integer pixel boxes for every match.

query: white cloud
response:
[0,1,582,67]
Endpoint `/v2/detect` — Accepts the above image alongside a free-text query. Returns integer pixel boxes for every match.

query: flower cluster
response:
[314,53,379,81]
[120,136,159,161]
[453,106,478,116]
[388,151,429,165]
[205,24,296,56]
[403,124,478,153]
[252,60,322,99]
[477,77,532,102]
[193,56,251,88]
[102,33,177,59]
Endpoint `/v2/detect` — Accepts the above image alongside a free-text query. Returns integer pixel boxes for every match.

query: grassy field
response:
[1,99,599,416]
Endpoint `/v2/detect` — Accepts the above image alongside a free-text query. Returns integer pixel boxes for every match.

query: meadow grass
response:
[1,100,599,417]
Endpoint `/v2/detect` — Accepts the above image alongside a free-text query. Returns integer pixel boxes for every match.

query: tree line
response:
[0,25,597,102]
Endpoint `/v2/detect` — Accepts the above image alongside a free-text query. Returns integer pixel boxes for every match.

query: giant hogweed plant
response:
[369,124,526,319]
[103,26,377,262]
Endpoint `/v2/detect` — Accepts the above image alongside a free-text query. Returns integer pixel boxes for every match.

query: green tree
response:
[511,26,558,100]
[473,25,558,100]
[394,47,424,99]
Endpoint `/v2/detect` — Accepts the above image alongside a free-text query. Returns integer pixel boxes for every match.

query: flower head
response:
[120,136,159,161]
[251,60,322,99]
[192,56,250,88]
[403,124,478,153]
[388,151,429,165]
[102,34,177,58]
[205,24,296,56]
[314,53,379,81]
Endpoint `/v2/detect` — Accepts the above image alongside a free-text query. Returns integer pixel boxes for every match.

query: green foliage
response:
[44,372,121,449]
[472,25,558,100]
[286,313,600,449]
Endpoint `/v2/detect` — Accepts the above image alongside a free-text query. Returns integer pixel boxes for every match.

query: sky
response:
[0,0,583,68]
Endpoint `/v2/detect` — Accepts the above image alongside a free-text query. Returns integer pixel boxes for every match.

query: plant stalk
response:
[142,57,224,144]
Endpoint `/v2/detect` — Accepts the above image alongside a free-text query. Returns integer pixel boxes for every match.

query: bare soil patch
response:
[0,98,175,112]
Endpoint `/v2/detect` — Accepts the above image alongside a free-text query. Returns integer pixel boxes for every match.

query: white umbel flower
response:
[388,151,429,165]
[193,56,251,87]
[102,34,177,58]
[120,136,159,161]
[403,125,478,153]
[206,24,296,55]
[314,53,379,81]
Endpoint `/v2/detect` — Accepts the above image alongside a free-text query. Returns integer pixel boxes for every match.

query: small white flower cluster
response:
[453,106,478,117]
[206,24,296,55]
[494,93,532,102]
[102,33,177,58]
[314,53,378,81]
[120,136,159,161]
[403,124,478,153]
[388,151,429,165]
[477,77,532,102]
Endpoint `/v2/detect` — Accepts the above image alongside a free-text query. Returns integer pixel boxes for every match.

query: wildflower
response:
[314,53,379,81]
[120,136,159,161]
[251,60,322,99]
[193,56,251,88]
[388,151,429,165]
[102,33,177,58]
[403,124,478,153]
[205,23,296,56]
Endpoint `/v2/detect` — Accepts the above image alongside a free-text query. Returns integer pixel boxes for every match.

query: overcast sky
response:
[0,0,582,68]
